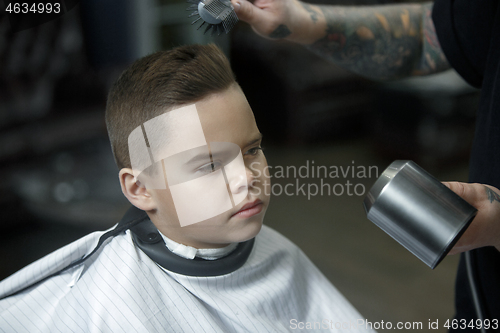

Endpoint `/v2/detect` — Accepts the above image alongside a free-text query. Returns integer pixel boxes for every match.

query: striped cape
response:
[0,224,373,332]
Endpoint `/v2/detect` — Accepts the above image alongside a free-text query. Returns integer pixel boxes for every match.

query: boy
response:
[0,44,374,332]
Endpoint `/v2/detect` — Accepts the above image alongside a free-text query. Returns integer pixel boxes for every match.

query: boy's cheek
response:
[263,179,271,200]
[260,158,271,183]
[258,166,272,201]
[150,189,180,220]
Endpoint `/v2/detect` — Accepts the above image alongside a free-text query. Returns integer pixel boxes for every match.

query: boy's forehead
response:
[142,104,207,162]
[194,86,259,143]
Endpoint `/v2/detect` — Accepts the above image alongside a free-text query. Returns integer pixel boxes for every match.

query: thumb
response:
[232,0,269,26]
[442,181,466,198]
[443,181,489,209]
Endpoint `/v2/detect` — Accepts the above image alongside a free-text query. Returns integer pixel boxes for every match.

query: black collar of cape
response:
[121,206,255,277]
[1,206,255,299]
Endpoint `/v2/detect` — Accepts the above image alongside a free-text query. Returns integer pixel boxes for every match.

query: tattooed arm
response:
[444,182,500,254]
[307,3,449,79]
[233,0,449,80]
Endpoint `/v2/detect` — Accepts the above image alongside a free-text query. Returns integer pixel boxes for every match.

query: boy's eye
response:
[196,161,222,175]
[246,147,263,156]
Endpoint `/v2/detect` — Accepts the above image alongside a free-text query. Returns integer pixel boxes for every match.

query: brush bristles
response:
[204,0,239,33]
[221,10,238,33]
[204,23,213,34]
[204,0,228,17]
[187,0,239,35]
[191,16,202,25]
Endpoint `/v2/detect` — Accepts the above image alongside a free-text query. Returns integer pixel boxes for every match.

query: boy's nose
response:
[228,169,250,194]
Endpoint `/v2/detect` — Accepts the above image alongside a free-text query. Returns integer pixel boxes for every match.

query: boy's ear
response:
[119,168,156,211]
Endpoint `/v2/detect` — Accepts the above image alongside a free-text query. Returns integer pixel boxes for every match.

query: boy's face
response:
[142,85,270,248]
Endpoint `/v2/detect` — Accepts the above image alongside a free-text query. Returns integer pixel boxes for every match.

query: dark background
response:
[0,0,479,331]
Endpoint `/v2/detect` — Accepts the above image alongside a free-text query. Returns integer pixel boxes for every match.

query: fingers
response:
[442,181,486,209]
[231,0,288,39]
[442,181,466,197]
[232,0,265,25]
[443,182,500,254]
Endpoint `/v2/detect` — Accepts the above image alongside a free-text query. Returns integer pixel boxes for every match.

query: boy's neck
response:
[158,231,238,260]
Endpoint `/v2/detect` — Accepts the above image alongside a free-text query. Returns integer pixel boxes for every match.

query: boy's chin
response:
[228,217,264,243]
[195,216,263,244]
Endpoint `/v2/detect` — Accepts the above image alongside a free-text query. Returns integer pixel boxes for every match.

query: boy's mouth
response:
[231,199,263,218]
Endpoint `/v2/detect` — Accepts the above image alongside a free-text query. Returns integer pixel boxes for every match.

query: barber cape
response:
[0,208,373,333]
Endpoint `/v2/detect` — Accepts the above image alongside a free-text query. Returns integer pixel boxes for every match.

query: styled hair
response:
[105,44,237,169]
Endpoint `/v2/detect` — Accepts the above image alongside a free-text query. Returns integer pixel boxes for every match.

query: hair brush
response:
[187,0,239,35]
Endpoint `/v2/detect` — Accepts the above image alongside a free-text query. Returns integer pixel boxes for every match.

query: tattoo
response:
[301,2,320,23]
[306,3,448,80]
[413,3,450,75]
[269,24,292,39]
[486,187,500,204]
